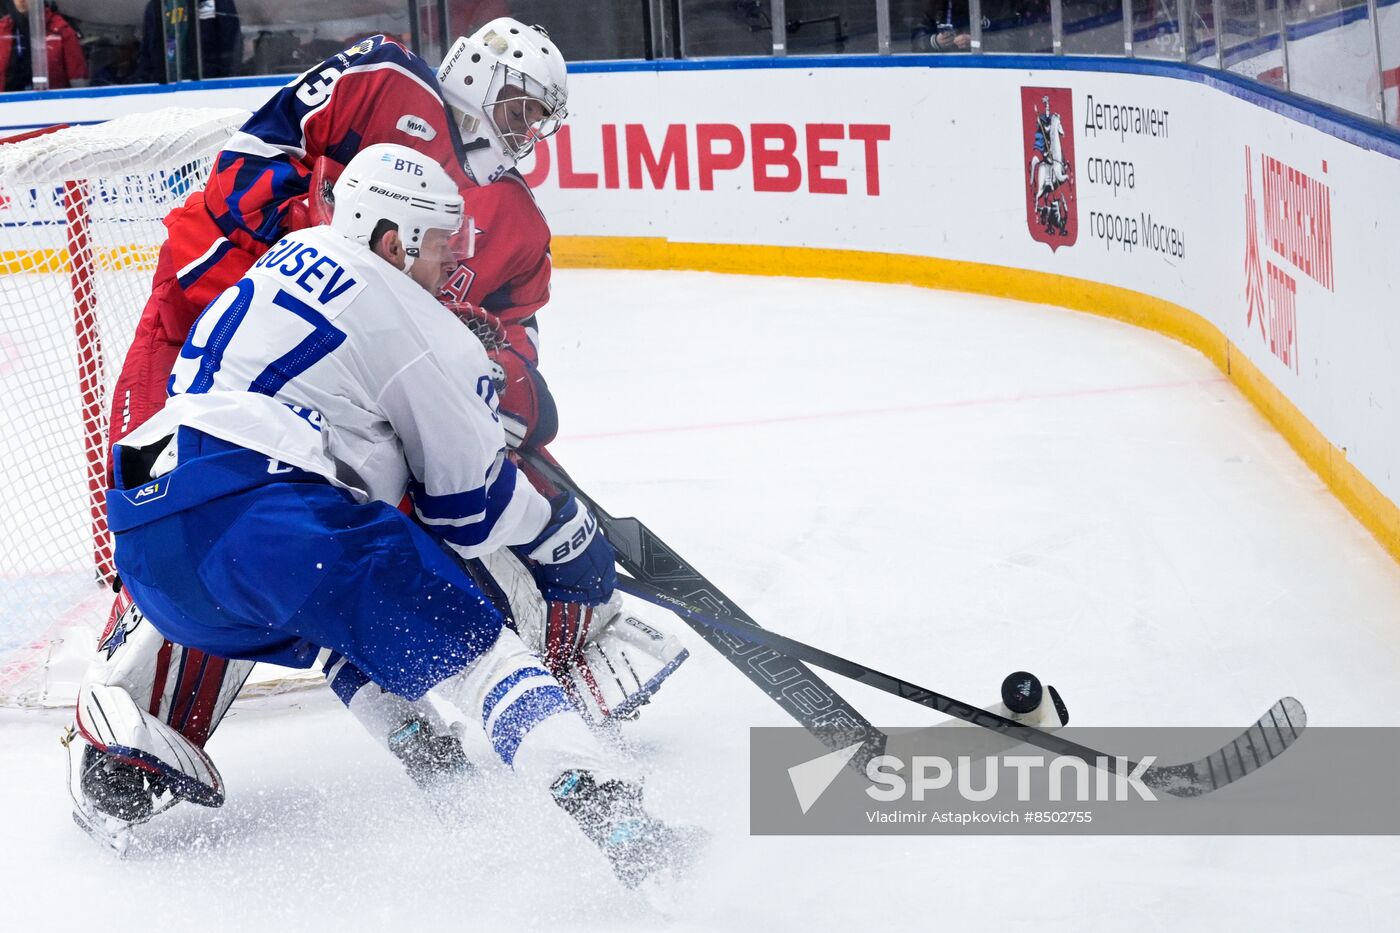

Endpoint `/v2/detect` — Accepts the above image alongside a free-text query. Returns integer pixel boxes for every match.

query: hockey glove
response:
[514,493,617,607]
[490,346,557,450]
[444,300,510,352]
[442,301,556,449]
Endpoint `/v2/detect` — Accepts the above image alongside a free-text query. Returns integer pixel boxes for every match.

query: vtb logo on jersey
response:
[1021,87,1077,250]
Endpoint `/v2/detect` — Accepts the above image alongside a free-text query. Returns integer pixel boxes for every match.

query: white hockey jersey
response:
[117,224,552,558]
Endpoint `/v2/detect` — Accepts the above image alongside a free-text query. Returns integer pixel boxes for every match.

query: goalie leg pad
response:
[566,609,690,725]
[545,600,594,681]
[477,547,547,643]
[86,587,254,748]
[73,682,224,808]
[472,550,691,725]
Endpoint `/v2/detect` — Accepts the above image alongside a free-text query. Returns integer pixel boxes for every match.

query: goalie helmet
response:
[437,18,568,185]
[326,143,470,273]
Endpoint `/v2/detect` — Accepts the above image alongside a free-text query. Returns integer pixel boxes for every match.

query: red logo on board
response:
[1244,146,1333,374]
[1022,87,1077,250]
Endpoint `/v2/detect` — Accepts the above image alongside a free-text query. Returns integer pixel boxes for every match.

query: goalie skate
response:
[65,740,172,857]
[66,682,225,854]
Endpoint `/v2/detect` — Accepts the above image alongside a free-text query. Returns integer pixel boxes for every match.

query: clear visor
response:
[408,221,475,266]
[485,64,566,159]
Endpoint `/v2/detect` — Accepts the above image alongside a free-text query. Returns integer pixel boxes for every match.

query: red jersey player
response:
[68,22,588,843]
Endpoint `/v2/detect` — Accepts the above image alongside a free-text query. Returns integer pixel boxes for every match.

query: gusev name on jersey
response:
[113,224,551,558]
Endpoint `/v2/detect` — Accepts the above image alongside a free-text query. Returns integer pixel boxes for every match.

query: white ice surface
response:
[5,269,1400,930]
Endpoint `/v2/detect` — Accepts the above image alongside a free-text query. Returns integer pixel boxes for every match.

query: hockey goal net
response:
[0,107,255,709]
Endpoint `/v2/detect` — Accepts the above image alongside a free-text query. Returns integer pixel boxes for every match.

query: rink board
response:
[1,55,1393,559]
[0,55,1398,674]
[518,62,1400,563]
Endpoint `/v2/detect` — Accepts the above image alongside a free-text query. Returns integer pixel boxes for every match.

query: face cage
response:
[483,63,566,160]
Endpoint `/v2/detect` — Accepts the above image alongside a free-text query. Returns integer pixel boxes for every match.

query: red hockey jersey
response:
[164,34,551,367]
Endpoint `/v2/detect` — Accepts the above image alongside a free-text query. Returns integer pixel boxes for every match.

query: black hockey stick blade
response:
[521,451,886,773]
[616,573,1308,800]
[1137,696,1306,797]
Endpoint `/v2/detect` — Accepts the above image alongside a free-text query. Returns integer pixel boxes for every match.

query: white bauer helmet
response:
[327,143,470,273]
[437,18,568,185]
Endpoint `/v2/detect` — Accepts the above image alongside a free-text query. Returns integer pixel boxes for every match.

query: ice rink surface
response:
[5,268,1400,930]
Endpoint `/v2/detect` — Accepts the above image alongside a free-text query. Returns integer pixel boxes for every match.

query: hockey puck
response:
[1001,671,1043,715]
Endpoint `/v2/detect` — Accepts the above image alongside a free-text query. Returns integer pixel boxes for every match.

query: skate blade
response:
[71,805,134,858]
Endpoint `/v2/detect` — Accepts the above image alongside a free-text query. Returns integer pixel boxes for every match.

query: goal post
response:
[65,176,112,583]
[0,107,248,708]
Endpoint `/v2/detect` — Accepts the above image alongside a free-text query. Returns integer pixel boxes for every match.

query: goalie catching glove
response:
[503,496,689,724]
[560,594,690,725]
[512,492,615,685]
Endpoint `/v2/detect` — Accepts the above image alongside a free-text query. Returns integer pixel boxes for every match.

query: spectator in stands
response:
[914,0,1051,52]
[0,0,86,91]
[86,32,141,87]
[137,0,239,84]
[915,0,972,51]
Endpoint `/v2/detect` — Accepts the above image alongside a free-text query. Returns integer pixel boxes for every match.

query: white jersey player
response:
[73,21,689,839]
[84,144,696,885]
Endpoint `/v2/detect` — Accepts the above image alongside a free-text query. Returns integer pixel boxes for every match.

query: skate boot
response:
[1000,671,1069,727]
[78,743,167,822]
[550,769,703,889]
[387,718,473,790]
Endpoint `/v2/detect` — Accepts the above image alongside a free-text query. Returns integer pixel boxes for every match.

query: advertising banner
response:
[1,59,1398,516]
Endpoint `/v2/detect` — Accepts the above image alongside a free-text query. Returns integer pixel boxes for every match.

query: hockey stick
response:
[619,573,1305,799]
[521,451,886,773]
[524,453,1306,799]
